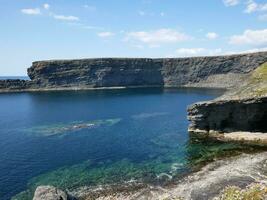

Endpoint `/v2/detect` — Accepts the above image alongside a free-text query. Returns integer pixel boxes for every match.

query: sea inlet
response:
[0,87,251,200]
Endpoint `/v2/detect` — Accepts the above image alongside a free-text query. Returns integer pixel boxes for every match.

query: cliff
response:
[1,51,267,92]
[0,79,31,92]
[27,52,267,89]
[188,62,267,144]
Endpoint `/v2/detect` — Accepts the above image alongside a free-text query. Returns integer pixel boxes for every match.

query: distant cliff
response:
[27,52,267,90]
[0,52,267,92]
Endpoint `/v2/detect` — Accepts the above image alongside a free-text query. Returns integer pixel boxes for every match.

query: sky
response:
[0,0,267,75]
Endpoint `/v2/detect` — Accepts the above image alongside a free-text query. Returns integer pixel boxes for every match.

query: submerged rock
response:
[33,186,68,200]
[44,152,266,200]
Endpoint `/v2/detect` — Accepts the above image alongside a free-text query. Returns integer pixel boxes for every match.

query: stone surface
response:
[33,186,68,200]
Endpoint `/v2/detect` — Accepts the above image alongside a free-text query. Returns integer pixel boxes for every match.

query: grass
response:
[250,62,267,97]
[215,183,267,200]
[252,62,267,82]
[232,62,267,98]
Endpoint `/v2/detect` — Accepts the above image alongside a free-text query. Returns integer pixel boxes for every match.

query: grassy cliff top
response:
[220,62,267,100]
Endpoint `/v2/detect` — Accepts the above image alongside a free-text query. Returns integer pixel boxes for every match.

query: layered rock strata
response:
[188,62,267,144]
[1,51,267,92]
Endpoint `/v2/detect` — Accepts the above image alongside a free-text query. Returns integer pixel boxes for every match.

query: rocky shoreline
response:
[32,152,267,200]
[5,51,267,200]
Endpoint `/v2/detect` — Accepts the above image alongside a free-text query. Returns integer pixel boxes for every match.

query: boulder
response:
[33,186,68,200]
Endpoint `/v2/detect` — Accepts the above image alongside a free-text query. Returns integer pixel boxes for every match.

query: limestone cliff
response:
[188,63,267,144]
[26,52,267,90]
[0,79,31,92]
[1,51,266,93]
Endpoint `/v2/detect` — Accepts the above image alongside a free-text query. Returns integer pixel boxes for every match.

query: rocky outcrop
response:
[32,153,267,200]
[33,186,68,200]
[0,79,31,92]
[188,62,267,144]
[188,97,267,144]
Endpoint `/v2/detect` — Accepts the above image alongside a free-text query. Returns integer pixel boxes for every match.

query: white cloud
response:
[175,48,222,57]
[225,47,267,55]
[223,0,240,6]
[83,25,103,30]
[83,5,96,11]
[125,29,191,45]
[229,29,267,46]
[97,32,115,37]
[244,0,267,13]
[53,15,79,21]
[21,8,41,15]
[237,47,267,53]
[206,32,219,40]
[43,4,50,10]
[176,48,206,55]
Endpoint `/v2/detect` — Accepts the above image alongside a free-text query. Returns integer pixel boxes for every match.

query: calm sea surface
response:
[0,88,235,200]
[0,76,30,80]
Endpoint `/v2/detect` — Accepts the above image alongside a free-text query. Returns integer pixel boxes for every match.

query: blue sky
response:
[0,0,267,75]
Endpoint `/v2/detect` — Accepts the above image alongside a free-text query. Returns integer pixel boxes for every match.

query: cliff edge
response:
[188,62,267,145]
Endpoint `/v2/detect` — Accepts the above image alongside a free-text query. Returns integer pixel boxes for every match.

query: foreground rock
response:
[33,186,68,200]
[1,51,267,92]
[34,152,267,200]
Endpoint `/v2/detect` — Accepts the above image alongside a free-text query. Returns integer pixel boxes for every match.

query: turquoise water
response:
[0,88,239,200]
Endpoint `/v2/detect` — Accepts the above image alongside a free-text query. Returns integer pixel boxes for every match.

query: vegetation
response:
[214,183,267,200]
[232,62,267,98]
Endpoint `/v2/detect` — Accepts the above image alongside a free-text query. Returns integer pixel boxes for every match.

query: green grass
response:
[215,183,267,200]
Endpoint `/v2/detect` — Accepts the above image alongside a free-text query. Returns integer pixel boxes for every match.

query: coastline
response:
[4,52,267,200]
[28,151,267,200]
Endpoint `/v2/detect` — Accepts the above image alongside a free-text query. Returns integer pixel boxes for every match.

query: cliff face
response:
[0,79,31,92]
[27,58,164,88]
[24,51,267,90]
[1,52,267,92]
[188,97,267,133]
[188,62,267,144]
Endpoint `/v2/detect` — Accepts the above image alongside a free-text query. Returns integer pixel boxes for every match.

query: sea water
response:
[0,87,245,200]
